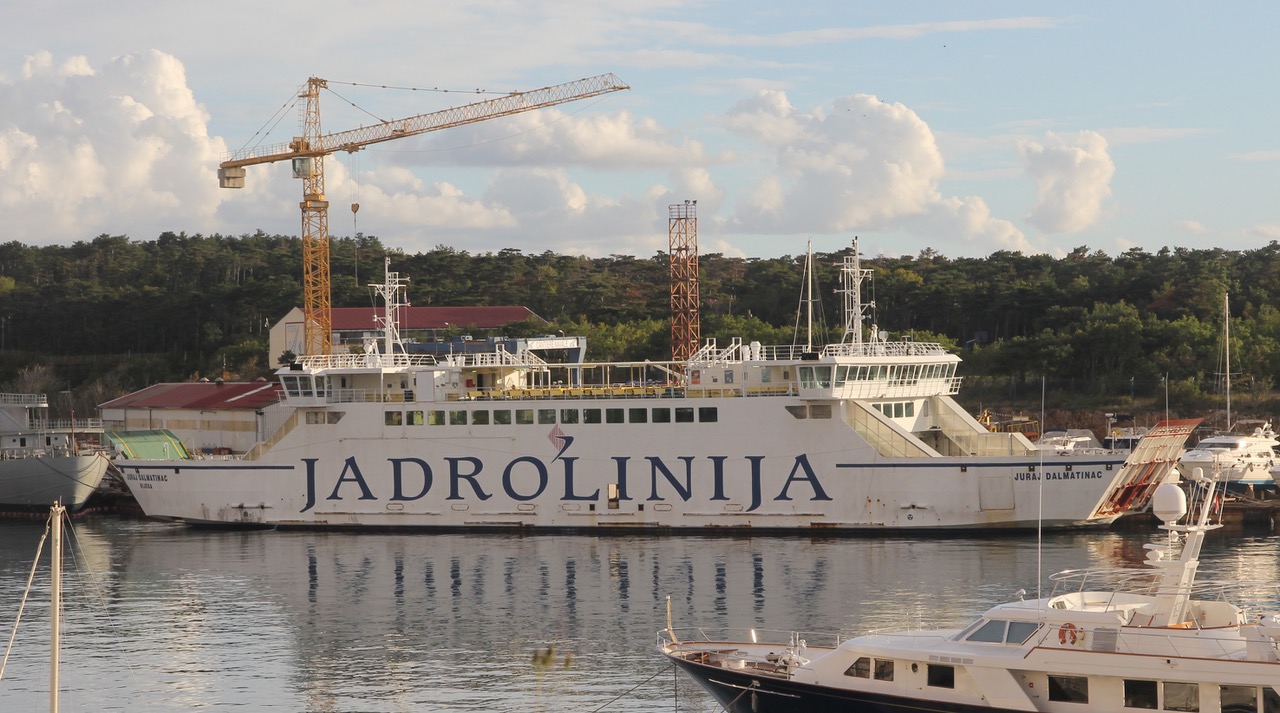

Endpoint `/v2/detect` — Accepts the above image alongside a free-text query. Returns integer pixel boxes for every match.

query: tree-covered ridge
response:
[1,233,1275,416]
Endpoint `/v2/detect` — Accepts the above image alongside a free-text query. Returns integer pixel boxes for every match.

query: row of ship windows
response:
[845,656,1278,712]
[798,363,956,389]
[370,406,722,427]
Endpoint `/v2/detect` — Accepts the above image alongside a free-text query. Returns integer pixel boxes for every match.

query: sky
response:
[1,2,1278,260]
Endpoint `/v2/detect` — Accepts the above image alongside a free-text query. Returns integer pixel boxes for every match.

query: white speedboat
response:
[0,393,111,512]
[112,247,1193,532]
[1178,422,1278,485]
[660,472,1280,712]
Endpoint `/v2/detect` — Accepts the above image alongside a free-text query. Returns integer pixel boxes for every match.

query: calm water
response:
[0,515,1277,712]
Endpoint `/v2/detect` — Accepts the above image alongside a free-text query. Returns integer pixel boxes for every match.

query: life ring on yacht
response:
[1058,622,1079,645]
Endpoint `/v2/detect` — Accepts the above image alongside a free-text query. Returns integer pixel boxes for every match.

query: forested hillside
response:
[1,232,1274,420]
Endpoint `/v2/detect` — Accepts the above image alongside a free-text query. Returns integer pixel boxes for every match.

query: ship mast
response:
[837,238,875,346]
[371,258,409,358]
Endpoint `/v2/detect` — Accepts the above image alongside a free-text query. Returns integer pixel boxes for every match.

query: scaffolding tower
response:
[669,201,700,364]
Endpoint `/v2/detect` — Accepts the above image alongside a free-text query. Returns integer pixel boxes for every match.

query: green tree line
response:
[0,233,1272,417]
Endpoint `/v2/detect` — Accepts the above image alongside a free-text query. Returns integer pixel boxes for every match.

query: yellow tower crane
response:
[218,73,630,355]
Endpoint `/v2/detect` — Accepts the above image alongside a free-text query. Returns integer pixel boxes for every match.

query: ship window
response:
[408,410,424,426]
[493,409,512,425]
[844,656,871,678]
[893,402,904,418]
[675,407,694,423]
[786,405,807,419]
[873,659,894,681]
[385,411,403,426]
[966,619,1007,643]
[1263,687,1279,713]
[1048,675,1089,703]
[428,410,446,425]
[698,407,717,423]
[515,409,534,425]
[450,410,467,425]
[810,404,832,419]
[1220,685,1258,713]
[1162,682,1198,712]
[560,409,578,424]
[606,408,624,424]
[327,412,343,424]
[472,410,490,425]
[537,409,556,425]
[927,664,954,688]
[1007,621,1041,644]
[629,408,647,423]
[905,402,915,417]
[583,408,602,424]
[652,408,671,423]
[815,365,832,388]
[1124,680,1158,709]
[799,366,815,388]
[306,411,324,425]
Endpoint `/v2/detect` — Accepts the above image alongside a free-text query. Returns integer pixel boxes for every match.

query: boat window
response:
[815,366,832,388]
[450,410,467,426]
[493,410,512,425]
[428,410,446,425]
[560,409,579,424]
[327,412,343,424]
[835,366,849,386]
[652,408,671,423]
[408,410,424,426]
[1124,679,1158,709]
[1162,682,1198,712]
[1263,686,1280,713]
[1220,685,1258,713]
[810,404,832,419]
[629,408,647,424]
[966,619,1007,643]
[472,410,490,425]
[905,402,915,417]
[843,657,871,678]
[786,405,807,419]
[675,407,694,423]
[516,409,533,425]
[1048,675,1089,703]
[306,411,325,425]
[698,407,717,423]
[537,409,556,425]
[583,408,602,424]
[385,411,403,426]
[874,659,894,681]
[799,366,815,389]
[893,402,904,418]
[1006,621,1042,644]
[606,408,624,424]
[927,664,954,689]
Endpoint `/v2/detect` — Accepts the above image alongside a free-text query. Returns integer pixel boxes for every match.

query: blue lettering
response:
[776,454,831,502]
[390,457,432,501]
[559,457,598,501]
[746,455,765,512]
[301,458,319,512]
[709,455,729,501]
[502,456,548,501]
[646,456,694,501]
[447,456,491,500]
[612,456,633,501]
[328,457,376,501]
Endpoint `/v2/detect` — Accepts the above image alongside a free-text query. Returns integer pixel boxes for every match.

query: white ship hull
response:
[0,453,111,512]
[114,254,1191,532]
[116,396,1128,531]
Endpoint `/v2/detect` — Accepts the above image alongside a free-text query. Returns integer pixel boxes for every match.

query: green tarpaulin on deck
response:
[108,430,192,460]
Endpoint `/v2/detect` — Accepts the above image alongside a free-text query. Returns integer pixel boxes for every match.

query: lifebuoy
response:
[1058,622,1079,645]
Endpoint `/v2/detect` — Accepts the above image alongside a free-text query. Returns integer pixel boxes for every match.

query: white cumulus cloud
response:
[0,50,226,243]
[1019,130,1114,234]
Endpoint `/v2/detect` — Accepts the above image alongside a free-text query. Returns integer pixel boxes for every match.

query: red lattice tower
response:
[669,201,700,364]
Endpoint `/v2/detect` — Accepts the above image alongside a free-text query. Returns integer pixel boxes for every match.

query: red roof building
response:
[100,381,282,454]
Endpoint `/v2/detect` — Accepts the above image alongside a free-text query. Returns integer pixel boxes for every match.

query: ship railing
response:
[299,352,440,369]
[658,626,852,650]
[465,384,688,401]
[0,393,48,406]
[822,341,950,358]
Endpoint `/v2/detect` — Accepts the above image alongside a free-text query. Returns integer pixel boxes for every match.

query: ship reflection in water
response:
[0,518,1276,711]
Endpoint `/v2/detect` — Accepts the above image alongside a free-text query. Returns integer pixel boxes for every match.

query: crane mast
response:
[219,73,630,356]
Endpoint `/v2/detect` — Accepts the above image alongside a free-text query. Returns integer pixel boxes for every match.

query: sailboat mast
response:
[50,502,63,713]
[1225,294,1231,432]
[805,241,814,352]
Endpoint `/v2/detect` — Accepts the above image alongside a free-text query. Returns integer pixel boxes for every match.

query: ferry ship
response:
[112,247,1191,531]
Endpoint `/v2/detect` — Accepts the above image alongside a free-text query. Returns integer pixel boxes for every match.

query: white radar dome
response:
[1151,483,1188,524]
